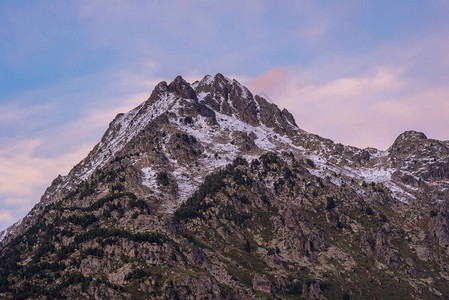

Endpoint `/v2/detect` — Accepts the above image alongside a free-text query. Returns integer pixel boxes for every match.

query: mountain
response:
[1,73,449,299]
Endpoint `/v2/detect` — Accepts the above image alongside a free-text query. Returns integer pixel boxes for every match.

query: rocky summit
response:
[1,73,449,299]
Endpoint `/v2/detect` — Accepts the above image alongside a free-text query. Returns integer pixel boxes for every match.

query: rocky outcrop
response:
[429,214,449,248]
[388,131,449,183]
[195,73,259,126]
[168,76,198,100]
[166,133,204,165]
[195,74,297,133]
[252,275,274,294]
[284,207,298,228]
[375,229,400,266]
[301,282,324,299]
[255,95,296,134]
[360,231,373,255]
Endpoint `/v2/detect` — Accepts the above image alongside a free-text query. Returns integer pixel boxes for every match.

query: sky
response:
[1,0,449,231]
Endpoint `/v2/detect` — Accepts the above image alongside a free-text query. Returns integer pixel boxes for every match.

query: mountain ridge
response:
[0,73,448,299]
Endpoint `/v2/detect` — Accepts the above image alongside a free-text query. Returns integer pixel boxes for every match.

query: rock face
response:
[0,74,449,299]
[252,275,274,294]
[429,215,449,248]
[308,282,324,299]
[284,208,298,228]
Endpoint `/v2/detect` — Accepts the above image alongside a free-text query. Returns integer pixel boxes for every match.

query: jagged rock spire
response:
[194,73,298,132]
[168,76,197,100]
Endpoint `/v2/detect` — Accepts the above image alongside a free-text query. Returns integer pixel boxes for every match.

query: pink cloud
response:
[0,211,13,223]
[250,65,449,149]
[0,139,92,202]
[0,69,163,231]
[248,67,290,96]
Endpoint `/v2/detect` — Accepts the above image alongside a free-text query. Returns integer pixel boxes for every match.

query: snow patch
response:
[76,94,178,182]
[141,167,157,189]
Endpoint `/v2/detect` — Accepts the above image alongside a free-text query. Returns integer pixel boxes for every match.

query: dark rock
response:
[301,283,309,299]
[429,215,449,247]
[165,218,181,235]
[255,95,288,134]
[168,76,197,100]
[232,131,258,152]
[166,133,204,165]
[375,229,400,266]
[148,81,169,103]
[301,282,323,299]
[405,267,417,277]
[284,207,298,228]
[275,276,288,290]
[281,108,297,127]
[309,282,323,299]
[253,275,274,293]
[360,231,373,255]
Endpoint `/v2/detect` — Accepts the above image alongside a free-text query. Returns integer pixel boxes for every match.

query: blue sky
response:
[1,0,449,231]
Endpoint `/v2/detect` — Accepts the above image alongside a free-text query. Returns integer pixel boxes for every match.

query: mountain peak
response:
[168,75,197,100]
[396,130,428,142]
[389,130,428,153]
[147,80,169,103]
[213,72,232,84]
[193,74,298,132]
[1,73,449,299]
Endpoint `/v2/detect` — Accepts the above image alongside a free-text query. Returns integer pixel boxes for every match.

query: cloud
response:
[0,211,13,223]
[0,103,137,231]
[0,138,92,231]
[246,19,449,149]
[0,103,56,125]
[248,67,290,95]
[250,64,449,149]
[0,68,164,231]
[0,140,91,203]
